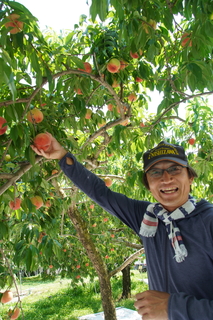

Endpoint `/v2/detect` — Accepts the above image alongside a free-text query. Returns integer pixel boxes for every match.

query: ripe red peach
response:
[5,14,24,34]
[30,195,43,209]
[107,103,114,111]
[85,109,92,119]
[107,58,121,73]
[9,198,21,210]
[8,307,20,320]
[1,290,13,303]
[33,133,52,151]
[0,117,8,135]
[104,177,113,187]
[128,93,137,102]
[119,60,128,70]
[27,109,44,124]
[78,62,92,73]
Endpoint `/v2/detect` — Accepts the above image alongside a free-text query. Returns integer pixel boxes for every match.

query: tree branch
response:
[0,156,43,196]
[109,247,144,277]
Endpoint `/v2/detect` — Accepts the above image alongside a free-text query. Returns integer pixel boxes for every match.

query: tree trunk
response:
[121,263,131,299]
[68,205,117,320]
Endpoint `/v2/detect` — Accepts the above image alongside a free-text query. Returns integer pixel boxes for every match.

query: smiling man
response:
[31,136,213,320]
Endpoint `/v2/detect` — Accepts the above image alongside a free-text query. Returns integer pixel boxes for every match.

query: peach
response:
[33,133,52,151]
[112,79,120,88]
[128,93,137,102]
[5,154,11,161]
[78,62,92,73]
[142,19,157,34]
[27,109,43,124]
[5,14,24,34]
[188,138,195,145]
[149,19,157,30]
[130,50,143,59]
[120,119,129,126]
[38,231,46,243]
[98,121,106,128]
[8,307,20,320]
[120,60,128,70]
[1,290,13,303]
[85,109,92,119]
[9,198,21,210]
[135,77,143,82]
[130,51,139,59]
[104,177,113,187]
[107,58,120,73]
[30,195,43,209]
[75,88,83,95]
[45,200,51,208]
[181,33,192,47]
[107,103,114,111]
[0,116,8,135]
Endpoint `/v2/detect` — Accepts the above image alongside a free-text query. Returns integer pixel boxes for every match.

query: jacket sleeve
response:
[169,292,213,319]
[59,152,148,234]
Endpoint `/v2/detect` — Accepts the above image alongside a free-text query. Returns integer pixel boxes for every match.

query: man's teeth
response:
[161,188,177,193]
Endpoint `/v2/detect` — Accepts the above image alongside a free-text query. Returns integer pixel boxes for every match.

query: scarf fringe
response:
[174,244,188,263]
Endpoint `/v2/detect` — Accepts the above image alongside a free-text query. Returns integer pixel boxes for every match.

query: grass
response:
[1,270,148,320]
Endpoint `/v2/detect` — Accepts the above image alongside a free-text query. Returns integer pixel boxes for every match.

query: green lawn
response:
[1,270,148,320]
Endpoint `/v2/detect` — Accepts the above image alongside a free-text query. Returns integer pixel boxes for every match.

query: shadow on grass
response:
[22,285,103,320]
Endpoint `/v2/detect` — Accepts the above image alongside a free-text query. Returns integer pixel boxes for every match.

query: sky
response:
[18,0,91,32]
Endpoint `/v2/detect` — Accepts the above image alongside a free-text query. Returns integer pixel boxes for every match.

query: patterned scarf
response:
[139,196,196,263]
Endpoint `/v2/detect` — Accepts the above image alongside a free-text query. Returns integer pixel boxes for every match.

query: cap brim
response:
[144,157,188,172]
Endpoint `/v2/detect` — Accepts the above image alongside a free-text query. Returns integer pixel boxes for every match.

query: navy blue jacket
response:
[59,153,213,320]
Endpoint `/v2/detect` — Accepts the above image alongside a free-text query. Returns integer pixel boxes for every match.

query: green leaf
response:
[3,65,17,101]
[187,73,196,92]
[136,152,143,162]
[204,20,213,38]
[0,222,9,240]
[139,62,148,79]
[25,247,32,271]
[2,49,16,69]
[45,68,54,93]
[8,1,36,18]
[70,56,85,69]
[187,63,202,79]
[31,51,40,73]
[25,146,36,166]
[111,0,124,19]
[65,31,75,45]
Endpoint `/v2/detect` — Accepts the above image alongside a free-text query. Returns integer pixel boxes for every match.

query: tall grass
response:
[0,271,148,320]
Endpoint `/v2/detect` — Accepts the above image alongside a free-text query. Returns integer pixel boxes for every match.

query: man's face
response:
[146,161,194,212]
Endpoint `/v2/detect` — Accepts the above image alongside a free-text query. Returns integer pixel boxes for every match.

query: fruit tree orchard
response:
[1,0,213,319]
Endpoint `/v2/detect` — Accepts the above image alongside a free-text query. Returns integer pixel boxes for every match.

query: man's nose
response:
[161,170,173,181]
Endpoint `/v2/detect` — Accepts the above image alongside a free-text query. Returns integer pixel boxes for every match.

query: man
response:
[31,135,213,320]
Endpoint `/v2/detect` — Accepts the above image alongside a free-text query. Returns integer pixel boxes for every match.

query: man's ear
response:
[189,176,194,185]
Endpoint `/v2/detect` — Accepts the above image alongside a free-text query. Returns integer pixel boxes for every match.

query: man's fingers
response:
[30,145,45,156]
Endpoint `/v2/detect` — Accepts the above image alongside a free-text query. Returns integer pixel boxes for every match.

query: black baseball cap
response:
[143,141,188,172]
